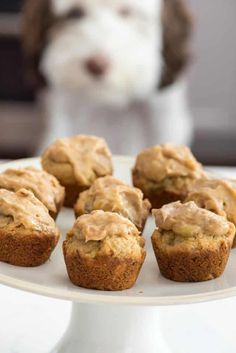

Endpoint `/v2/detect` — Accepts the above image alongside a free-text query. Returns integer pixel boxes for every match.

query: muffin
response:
[151,201,235,282]
[132,144,207,208]
[0,188,60,267]
[63,210,146,290]
[42,135,113,207]
[0,167,65,219]
[186,179,236,247]
[74,176,151,232]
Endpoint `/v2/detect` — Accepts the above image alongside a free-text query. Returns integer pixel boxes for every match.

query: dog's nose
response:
[85,55,109,77]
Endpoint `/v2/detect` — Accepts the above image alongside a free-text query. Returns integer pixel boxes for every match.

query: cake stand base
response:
[51,302,171,353]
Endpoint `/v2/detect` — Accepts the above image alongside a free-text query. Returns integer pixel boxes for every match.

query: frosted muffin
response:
[63,210,146,290]
[0,167,65,219]
[0,188,60,267]
[151,201,235,282]
[186,179,236,246]
[132,144,206,208]
[74,176,151,232]
[42,135,113,207]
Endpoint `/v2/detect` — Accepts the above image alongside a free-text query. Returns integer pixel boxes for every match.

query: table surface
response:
[0,160,236,352]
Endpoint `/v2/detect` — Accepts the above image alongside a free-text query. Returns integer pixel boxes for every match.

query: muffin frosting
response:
[186,179,236,223]
[0,167,64,214]
[0,188,57,232]
[69,210,139,242]
[42,135,113,186]
[153,201,233,238]
[75,176,149,228]
[134,144,205,182]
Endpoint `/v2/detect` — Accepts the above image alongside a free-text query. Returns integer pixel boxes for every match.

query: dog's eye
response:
[118,7,132,18]
[66,7,86,20]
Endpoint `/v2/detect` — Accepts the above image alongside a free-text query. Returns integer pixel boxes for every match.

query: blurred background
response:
[0,0,235,164]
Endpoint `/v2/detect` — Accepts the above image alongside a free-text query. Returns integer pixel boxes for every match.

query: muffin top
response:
[0,167,65,214]
[65,210,145,258]
[74,176,151,228]
[133,144,205,182]
[153,201,234,238]
[0,188,58,233]
[42,135,113,186]
[186,179,236,224]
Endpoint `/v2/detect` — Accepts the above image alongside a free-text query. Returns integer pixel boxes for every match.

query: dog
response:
[22,0,193,154]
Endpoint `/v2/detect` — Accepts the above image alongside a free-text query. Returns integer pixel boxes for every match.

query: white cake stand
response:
[1,157,236,353]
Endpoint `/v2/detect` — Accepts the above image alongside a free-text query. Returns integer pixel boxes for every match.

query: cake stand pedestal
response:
[51,303,171,353]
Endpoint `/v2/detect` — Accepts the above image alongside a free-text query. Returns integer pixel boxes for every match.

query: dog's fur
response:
[22,0,193,154]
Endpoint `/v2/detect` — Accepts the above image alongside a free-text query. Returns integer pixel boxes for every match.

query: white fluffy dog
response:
[23,0,193,154]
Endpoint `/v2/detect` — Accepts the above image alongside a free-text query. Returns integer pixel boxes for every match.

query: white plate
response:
[0,157,236,306]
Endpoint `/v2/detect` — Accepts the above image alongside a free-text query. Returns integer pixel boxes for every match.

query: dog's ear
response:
[159,0,193,89]
[22,0,52,87]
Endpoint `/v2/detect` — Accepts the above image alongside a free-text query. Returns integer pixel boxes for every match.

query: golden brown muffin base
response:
[49,196,65,220]
[232,236,236,248]
[143,189,185,209]
[63,243,146,291]
[0,229,59,267]
[64,184,89,208]
[132,170,185,209]
[151,235,231,282]
[139,199,151,232]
